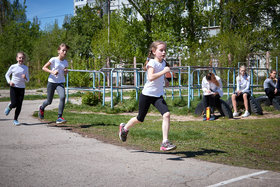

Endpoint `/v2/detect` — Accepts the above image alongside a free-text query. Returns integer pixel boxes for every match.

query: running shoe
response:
[13,120,20,126]
[4,104,11,116]
[160,141,177,151]
[56,117,67,124]
[38,106,44,119]
[119,123,129,142]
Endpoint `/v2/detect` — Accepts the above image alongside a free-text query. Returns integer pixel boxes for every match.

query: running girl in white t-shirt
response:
[38,43,69,124]
[4,52,29,126]
[119,41,176,151]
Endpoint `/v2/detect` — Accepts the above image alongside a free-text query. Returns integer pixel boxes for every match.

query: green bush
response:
[82,92,100,106]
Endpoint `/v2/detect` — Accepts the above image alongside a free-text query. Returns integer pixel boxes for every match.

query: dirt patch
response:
[68,110,280,122]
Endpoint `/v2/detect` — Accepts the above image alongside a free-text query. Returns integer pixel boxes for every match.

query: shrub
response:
[82,92,100,106]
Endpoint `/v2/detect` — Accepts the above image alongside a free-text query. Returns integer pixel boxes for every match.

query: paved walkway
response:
[0,99,280,187]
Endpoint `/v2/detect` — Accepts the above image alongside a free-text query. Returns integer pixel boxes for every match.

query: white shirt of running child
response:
[47,57,68,83]
[142,59,166,97]
[5,63,29,88]
[236,75,250,93]
[201,75,223,97]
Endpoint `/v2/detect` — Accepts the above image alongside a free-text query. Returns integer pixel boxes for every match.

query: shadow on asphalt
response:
[21,121,55,126]
[80,123,118,128]
[0,119,12,121]
[132,148,227,161]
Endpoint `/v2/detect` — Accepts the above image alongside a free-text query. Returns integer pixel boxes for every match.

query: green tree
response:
[63,4,103,59]
[0,0,40,87]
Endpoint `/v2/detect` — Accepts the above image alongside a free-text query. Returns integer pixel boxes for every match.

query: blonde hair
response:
[143,41,169,71]
[239,65,247,81]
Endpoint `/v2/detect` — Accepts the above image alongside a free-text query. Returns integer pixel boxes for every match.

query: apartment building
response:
[74,0,131,15]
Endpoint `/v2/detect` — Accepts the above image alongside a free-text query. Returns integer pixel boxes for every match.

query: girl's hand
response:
[53,70,59,75]
[206,90,212,93]
[22,74,27,80]
[163,67,170,73]
[64,68,68,75]
[9,81,15,87]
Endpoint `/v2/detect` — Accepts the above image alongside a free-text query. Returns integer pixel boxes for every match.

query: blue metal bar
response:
[66,72,69,102]
[191,70,194,100]
[256,59,259,85]
[227,69,230,99]
[116,71,119,98]
[250,68,254,96]
[171,72,174,100]
[187,66,191,108]
[66,69,105,106]
[178,68,182,98]
[136,69,139,101]
[110,68,114,109]
[233,68,236,93]
[120,71,123,102]
[197,70,201,98]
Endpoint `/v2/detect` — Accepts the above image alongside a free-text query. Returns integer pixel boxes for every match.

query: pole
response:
[108,0,110,45]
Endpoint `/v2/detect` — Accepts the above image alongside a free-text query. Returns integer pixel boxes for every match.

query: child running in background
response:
[4,52,29,126]
[38,43,69,124]
[231,65,251,117]
[119,41,176,151]
[201,72,223,121]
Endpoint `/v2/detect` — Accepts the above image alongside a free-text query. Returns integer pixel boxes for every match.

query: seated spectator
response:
[277,72,280,91]
[232,65,250,117]
[202,72,223,121]
[264,70,280,105]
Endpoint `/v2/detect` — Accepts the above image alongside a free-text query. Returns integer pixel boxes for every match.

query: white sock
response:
[162,139,168,143]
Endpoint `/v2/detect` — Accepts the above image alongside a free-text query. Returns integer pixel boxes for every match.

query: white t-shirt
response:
[236,75,250,93]
[201,75,223,97]
[47,57,68,83]
[5,63,29,88]
[142,59,166,97]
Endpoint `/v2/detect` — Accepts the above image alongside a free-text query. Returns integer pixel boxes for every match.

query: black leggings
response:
[137,93,169,122]
[203,94,221,114]
[9,86,25,120]
[265,88,280,104]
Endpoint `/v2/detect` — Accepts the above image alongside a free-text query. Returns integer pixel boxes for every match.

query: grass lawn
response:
[36,101,280,172]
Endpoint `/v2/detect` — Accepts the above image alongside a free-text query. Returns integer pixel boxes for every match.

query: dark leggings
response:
[9,86,25,120]
[203,94,221,114]
[265,88,280,104]
[41,82,65,116]
[137,93,169,122]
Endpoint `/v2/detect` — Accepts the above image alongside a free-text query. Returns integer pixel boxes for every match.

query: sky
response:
[22,0,74,30]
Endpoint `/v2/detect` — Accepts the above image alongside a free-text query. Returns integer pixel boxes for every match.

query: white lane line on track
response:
[207,170,268,187]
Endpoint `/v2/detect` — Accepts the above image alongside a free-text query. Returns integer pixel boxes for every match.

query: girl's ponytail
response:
[143,50,153,71]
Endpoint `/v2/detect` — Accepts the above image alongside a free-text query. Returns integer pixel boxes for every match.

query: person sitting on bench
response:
[202,72,223,121]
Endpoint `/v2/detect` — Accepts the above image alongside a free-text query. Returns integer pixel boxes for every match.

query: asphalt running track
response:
[1,99,280,187]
